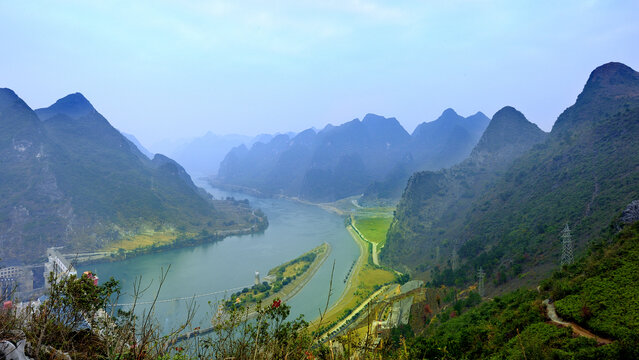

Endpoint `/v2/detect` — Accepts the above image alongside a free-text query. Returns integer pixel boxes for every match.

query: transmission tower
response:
[451,248,459,271]
[561,223,574,266]
[477,267,485,297]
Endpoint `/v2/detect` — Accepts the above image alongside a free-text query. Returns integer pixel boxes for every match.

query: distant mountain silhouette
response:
[411,108,489,168]
[216,111,488,202]
[361,109,490,204]
[166,132,253,178]
[150,132,297,178]
[121,132,154,159]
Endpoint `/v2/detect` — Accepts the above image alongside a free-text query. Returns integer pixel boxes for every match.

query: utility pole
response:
[477,267,485,297]
[561,223,574,266]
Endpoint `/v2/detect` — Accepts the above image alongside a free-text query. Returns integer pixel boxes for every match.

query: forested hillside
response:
[0,91,266,265]
[385,62,639,291]
[384,106,547,273]
[401,210,639,359]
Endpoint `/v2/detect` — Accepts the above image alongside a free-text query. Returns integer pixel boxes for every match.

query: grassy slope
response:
[546,223,639,342]
[404,221,639,359]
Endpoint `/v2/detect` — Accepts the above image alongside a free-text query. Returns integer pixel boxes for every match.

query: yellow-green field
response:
[102,230,186,252]
[268,243,328,277]
[283,262,306,278]
[352,215,393,246]
[313,226,395,328]
[309,201,398,332]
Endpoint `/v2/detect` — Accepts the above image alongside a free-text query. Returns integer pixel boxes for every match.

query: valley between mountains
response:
[2,62,639,359]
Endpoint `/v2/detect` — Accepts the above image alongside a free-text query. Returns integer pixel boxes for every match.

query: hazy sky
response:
[2,1,638,146]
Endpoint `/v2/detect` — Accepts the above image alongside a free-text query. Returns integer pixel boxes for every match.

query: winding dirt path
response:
[543,299,613,345]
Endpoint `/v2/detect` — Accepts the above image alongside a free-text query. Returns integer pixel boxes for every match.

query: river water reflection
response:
[79,182,359,333]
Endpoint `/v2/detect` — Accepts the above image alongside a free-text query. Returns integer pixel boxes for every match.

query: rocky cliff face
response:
[384,62,639,290]
[383,106,547,272]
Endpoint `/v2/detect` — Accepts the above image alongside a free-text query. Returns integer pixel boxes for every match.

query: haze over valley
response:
[2,1,639,359]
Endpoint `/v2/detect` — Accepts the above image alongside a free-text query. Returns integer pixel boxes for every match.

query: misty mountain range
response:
[126,131,297,179]
[120,107,491,205]
[213,110,489,202]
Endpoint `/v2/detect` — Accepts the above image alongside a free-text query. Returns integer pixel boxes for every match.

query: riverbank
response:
[203,180,400,334]
[66,220,268,265]
[207,178,361,216]
[350,219,379,266]
[205,180,268,197]
[277,195,361,217]
[312,224,396,334]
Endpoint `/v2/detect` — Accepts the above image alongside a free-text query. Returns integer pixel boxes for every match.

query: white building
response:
[44,248,77,289]
[0,266,33,300]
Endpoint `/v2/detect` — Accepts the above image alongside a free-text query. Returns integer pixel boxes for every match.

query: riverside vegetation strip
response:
[184,186,402,338]
[313,203,397,335]
[67,200,268,264]
[224,243,331,310]
[247,192,401,335]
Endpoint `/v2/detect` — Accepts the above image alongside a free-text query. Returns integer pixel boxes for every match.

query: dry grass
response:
[283,262,307,278]
[102,230,188,252]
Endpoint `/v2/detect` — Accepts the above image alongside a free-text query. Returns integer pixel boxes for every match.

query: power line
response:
[116,284,252,307]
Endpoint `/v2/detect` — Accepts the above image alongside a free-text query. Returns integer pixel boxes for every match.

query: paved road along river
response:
[79,182,359,333]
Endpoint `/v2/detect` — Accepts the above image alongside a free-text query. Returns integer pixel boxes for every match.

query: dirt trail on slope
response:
[543,299,613,345]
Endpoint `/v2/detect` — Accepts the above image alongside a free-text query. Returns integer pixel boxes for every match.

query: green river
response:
[79,182,359,333]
